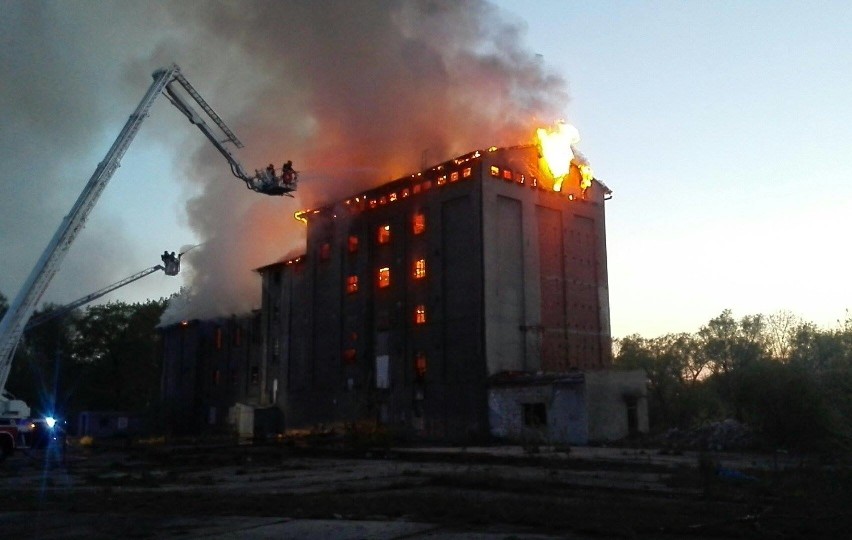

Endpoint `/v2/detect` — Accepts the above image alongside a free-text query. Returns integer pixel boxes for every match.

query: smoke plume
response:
[0,1,569,324]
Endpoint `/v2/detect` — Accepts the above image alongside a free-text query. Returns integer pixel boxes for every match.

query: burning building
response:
[160,133,649,443]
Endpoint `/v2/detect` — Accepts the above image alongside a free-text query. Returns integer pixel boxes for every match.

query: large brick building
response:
[160,144,647,443]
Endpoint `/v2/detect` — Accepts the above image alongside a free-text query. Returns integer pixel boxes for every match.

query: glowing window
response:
[530,177,538,188]
[413,184,421,194]
[414,353,427,380]
[437,175,447,186]
[415,304,426,324]
[502,169,513,180]
[423,180,432,190]
[414,258,426,279]
[401,188,410,198]
[490,165,500,177]
[412,212,426,235]
[320,242,331,261]
[348,235,359,253]
[516,173,525,185]
[463,167,472,178]
[343,348,357,365]
[450,171,459,182]
[378,267,391,288]
[377,224,391,244]
[389,192,398,202]
[369,199,377,208]
[346,275,359,294]
[379,196,387,205]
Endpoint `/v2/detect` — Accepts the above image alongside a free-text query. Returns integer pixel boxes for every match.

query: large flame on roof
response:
[536,122,581,192]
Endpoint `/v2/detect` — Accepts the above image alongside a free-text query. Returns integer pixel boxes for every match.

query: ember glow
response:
[578,163,594,191]
[536,122,580,192]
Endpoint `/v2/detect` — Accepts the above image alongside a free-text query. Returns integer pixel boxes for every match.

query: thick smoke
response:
[0,1,569,324]
[161,0,569,324]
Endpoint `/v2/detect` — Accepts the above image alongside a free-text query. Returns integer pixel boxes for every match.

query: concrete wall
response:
[481,147,612,375]
[487,377,588,445]
[585,370,649,442]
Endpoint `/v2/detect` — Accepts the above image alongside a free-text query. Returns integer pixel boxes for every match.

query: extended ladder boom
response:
[23,265,165,332]
[0,66,177,393]
[0,63,291,398]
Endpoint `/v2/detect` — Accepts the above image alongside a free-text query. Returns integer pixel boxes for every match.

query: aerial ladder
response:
[0,64,295,415]
[23,249,187,332]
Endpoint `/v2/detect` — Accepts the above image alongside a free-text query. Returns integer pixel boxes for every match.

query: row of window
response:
[345,258,427,293]
[214,327,243,350]
[318,212,427,262]
[342,350,428,381]
[342,166,473,211]
[489,165,583,200]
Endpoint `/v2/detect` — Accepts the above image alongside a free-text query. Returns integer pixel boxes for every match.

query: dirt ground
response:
[1,439,850,539]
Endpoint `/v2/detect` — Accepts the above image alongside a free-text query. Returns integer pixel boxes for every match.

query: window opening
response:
[346,275,359,294]
[348,235,359,253]
[462,167,472,178]
[414,352,427,380]
[415,304,426,324]
[412,212,426,235]
[215,327,223,350]
[414,258,426,279]
[320,242,331,261]
[450,171,459,182]
[523,403,547,427]
[377,224,391,244]
[490,165,500,177]
[378,267,391,288]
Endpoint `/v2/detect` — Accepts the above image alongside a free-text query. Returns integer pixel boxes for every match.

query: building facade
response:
[254,145,618,442]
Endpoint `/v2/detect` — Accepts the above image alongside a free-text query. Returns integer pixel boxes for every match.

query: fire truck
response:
[0,64,296,460]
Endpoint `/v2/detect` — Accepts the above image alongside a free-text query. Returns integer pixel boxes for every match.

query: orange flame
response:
[536,122,580,192]
[578,163,594,191]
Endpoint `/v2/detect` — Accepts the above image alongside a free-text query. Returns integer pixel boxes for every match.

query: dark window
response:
[414,353,427,380]
[250,366,260,384]
[320,242,331,261]
[233,327,242,347]
[343,348,357,365]
[214,327,223,350]
[523,403,547,427]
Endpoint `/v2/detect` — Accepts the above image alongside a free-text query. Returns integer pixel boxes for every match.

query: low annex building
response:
[160,144,648,443]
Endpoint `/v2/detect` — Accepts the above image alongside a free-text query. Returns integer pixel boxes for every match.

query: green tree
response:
[71,299,166,412]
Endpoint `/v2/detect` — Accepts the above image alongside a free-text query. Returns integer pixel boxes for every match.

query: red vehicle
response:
[0,417,19,461]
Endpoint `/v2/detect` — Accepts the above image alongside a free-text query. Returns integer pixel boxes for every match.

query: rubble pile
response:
[659,419,758,451]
